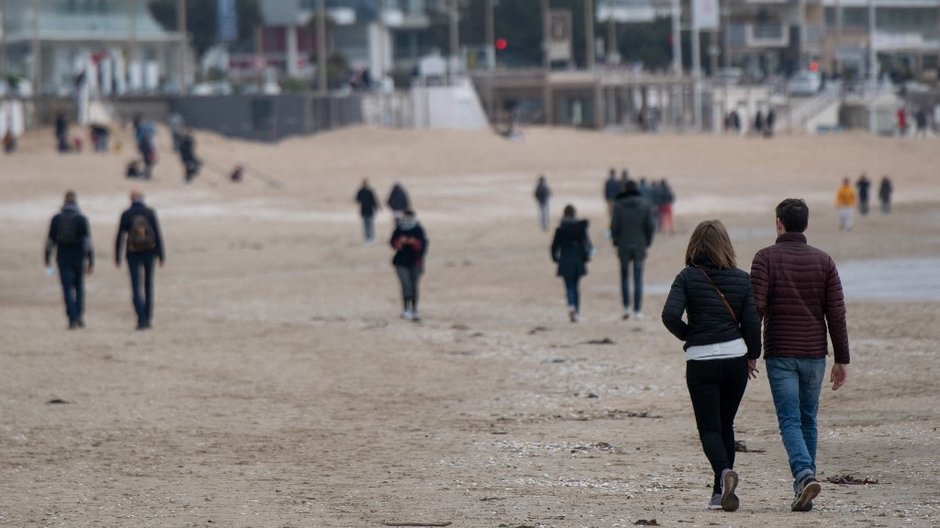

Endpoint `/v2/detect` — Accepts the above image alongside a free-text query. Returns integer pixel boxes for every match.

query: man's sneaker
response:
[622,308,631,320]
[411,312,421,323]
[720,469,740,512]
[708,493,722,510]
[400,310,413,320]
[569,306,578,323]
[791,477,820,512]
[633,311,645,321]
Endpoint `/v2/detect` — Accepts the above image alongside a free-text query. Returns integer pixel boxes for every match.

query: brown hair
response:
[684,220,736,269]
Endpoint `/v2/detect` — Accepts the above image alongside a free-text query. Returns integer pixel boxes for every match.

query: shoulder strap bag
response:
[694,266,738,324]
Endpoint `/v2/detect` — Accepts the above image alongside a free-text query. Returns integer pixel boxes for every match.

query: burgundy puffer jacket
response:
[750,232,850,364]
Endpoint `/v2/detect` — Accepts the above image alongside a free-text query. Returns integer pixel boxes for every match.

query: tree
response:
[148,0,262,59]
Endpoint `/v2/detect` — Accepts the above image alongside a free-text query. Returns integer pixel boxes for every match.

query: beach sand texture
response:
[1,125,938,527]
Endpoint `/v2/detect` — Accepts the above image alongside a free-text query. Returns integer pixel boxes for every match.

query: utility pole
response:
[32,0,41,94]
[692,1,703,131]
[0,0,7,76]
[606,0,617,64]
[484,0,495,70]
[449,0,459,80]
[316,0,327,94]
[177,0,186,94]
[671,0,682,76]
[542,0,550,69]
[834,0,842,77]
[585,0,595,70]
[867,0,876,133]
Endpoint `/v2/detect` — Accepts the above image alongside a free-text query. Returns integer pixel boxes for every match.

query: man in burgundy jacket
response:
[750,198,850,512]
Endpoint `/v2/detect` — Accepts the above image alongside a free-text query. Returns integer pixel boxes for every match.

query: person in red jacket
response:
[750,198,850,513]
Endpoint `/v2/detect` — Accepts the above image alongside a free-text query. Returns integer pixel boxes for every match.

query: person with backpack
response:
[115,190,165,330]
[45,190,94,329]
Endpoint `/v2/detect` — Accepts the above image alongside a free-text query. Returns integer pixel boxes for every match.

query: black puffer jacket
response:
[661,256,761,359]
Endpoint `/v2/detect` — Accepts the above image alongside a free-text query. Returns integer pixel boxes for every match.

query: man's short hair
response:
[776,198,809,233]
[64,190,76,204]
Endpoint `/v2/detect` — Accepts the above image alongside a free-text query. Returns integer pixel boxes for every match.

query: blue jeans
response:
[538,203,549,231]
[563,276,580,311]
[58,260,85,324]
[619,255,645,312]
[127,252,156,326]
[766,356,827,488]
[362,214,375,242]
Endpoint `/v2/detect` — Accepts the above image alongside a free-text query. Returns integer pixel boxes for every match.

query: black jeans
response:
[127,252,156,326]
[686,355,749,493]
[57,259,85,324]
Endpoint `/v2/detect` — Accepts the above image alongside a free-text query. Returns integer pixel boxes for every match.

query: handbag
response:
[694,266,738,323]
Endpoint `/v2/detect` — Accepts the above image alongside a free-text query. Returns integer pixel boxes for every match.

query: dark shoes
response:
[136,321,152,331]
[791,476,820,512]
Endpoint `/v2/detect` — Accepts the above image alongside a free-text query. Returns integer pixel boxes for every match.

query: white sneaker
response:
[622,308,631,320]
[411,311,421,322]
[569,306,578,322]
[400,310,413,320]
[632,311,644,321]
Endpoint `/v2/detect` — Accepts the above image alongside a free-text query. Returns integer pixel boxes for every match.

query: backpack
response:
[127,214,156,252]
[56,212,81,245]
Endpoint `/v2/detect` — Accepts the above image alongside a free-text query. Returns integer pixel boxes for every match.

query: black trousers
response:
[686,355,749,493]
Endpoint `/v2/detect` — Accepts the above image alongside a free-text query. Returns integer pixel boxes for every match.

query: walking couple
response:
[662,199,850,512]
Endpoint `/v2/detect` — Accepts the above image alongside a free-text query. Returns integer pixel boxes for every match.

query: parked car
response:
[788,71,822,96]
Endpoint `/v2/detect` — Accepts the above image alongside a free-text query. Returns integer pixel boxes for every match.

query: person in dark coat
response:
[534,175,551,231]
[611,180,655,320]
[878,176,893,214]
[604,168,620,217]
[764,109,776,138]
[115,190,165,330]
[750,198,850,512]
[45,190,94,329]
[753,110,764,136]
[390,210,428,322]
[662,219,761,512]
[355,179,380,243]
[551,204,593,322]
[855,174,871,216]
[55,112,70,152]
[178,128,200,183]
[386,182,410,223]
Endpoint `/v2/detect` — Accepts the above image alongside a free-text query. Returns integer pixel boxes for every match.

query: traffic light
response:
[496,38,508,51]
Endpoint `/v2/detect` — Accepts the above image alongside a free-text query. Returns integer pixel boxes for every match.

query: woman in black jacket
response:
[661,219,761,512]
[551,205,592,322]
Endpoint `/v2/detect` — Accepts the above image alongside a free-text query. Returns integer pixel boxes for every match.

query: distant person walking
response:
[896,107,908,136]
[178,128,200,183]
[878,176,893,214]
[750,198,850,512]
[45,191,94,329]
[662,219,761,512]
[551,205,593,322]
[355,179,380,243]
[604,168,620,217]
[658,179,676,235]
[386,182,410,224]
[133,114,157,179]
[835,178,857,231]
[390,210,427,322]
[115,190,165,330]
[753,110,764,137]
[168,112,185,152]
[534,175,552,231]
[765,109,776,138]
[55,111,70,152]
[611,180,655,320]
[915,108,928,138]
[855,174,871,216]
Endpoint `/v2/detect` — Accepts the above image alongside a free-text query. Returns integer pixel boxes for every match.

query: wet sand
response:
[1,126,939,527]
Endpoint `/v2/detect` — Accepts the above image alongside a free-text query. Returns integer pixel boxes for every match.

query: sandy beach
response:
[1,124,938,527]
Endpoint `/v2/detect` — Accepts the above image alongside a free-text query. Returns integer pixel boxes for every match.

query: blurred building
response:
[0,0,189,95]
[256,0,438,83]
